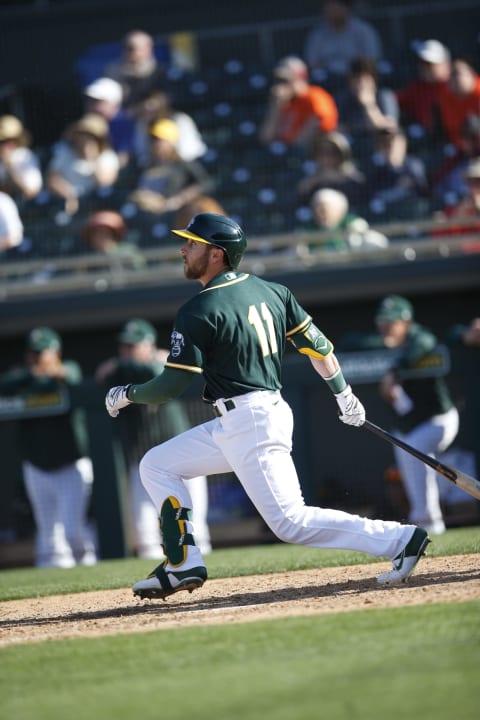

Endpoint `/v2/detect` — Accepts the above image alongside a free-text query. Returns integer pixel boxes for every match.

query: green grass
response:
[1,602,478,720]
[1,527,479,720]
[1,526,479,601]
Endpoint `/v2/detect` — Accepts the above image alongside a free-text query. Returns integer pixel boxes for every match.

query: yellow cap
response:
[149,118,180,145]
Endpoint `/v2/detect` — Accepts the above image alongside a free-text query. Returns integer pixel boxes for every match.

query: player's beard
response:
[183,246,211,280]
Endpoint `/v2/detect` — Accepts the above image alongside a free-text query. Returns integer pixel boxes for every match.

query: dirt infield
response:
[1,554,479,646]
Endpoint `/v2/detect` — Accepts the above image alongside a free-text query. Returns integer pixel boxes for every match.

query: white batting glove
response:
[105,385,132,418]
[334,385,366,427]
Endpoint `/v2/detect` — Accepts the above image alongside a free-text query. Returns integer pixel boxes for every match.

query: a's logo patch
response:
[170,329,185,358]
[306,326,328,353]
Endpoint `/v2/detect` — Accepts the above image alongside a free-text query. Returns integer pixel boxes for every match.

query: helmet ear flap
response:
[209,244,228,265]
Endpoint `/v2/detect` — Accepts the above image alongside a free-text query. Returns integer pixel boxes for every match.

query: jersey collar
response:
[200,271,249,293]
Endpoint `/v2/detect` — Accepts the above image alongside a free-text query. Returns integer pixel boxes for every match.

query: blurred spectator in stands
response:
[104,30,166,112]
[396,39,451,140]
[303,0,382,87]
[432,157,480,252]
[259,56,338,151]
[430,114,480,207]
[297,130,366,208]
[83,77,135,168]
[95,318,211,558]
[0,190,23,252]
[364,127,429,219]
[0,115,43,201]
[303,187,388,251]
[131,89,207,167]
[128,118,213,216]
[336,57,399,158]
[438,56,480,149]
[0,327,97,567]
[46,113,120,216]
[174,195,226,229]
[81,209,145,268]
[440,156,480,224]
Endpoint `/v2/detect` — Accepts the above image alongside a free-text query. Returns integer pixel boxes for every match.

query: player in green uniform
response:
[0,327,96,567]
[340,296,460,533]
[375,295,459,533]
[105,213,430,599]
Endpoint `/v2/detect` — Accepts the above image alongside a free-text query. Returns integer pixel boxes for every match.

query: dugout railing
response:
[1,217,479,301]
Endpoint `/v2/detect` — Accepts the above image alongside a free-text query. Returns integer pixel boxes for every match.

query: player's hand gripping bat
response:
[363,419,480,500]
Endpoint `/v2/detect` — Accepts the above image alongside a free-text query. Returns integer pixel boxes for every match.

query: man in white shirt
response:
[0,191,23,250]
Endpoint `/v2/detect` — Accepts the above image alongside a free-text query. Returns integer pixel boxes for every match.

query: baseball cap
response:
[0,114,30,144]
[27,327,62,352]
[274,56,308,82]
[66,113,110,141]
[118,319,157,345]
[375,295,413,322]
[84,77,123,105]
[413,39,450,64]
[81,210,127,244]
[149,118,180,145]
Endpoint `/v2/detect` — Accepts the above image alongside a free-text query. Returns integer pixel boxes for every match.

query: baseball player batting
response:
[105,212,431,600]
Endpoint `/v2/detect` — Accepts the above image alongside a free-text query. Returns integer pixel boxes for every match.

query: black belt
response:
[212,399,236,417]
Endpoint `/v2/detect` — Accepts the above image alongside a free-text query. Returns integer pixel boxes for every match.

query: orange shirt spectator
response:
[275,85,338,143]
[439,57,480,148]
[260,56,338,149]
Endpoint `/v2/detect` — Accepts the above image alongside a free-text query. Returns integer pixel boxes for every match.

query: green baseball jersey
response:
[391,323,454,432]
[338,324,455,432]
[165,271,312,401]
[0,361,88,470]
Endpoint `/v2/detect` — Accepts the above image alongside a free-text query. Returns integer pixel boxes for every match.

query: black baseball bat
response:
[363,419,480,500]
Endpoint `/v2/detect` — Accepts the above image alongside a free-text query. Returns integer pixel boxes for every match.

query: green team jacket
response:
[0,361,88,471]
[392,323,454,432]
[340,323,455,433]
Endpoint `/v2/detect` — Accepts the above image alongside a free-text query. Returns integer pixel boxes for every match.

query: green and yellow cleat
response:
[132,562,208,600]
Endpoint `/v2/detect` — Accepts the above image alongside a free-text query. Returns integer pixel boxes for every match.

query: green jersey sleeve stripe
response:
[165,361,203,374]
[286,315,312,338]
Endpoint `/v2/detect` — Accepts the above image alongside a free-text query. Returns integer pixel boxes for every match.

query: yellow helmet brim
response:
[171,229,213,246]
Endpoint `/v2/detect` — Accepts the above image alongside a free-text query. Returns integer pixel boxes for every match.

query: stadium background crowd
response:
[0,0,479,256]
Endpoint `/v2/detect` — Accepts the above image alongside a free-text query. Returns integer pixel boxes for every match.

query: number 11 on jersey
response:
[248,303,279,357]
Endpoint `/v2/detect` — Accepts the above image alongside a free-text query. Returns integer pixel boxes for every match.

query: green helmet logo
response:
[172,212,247,269]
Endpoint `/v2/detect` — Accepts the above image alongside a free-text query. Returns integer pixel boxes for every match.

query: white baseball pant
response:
[23,457,97,568]
[139,390,414,567]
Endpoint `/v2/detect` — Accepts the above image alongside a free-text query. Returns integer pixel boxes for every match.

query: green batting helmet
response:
[171,212,246,269]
